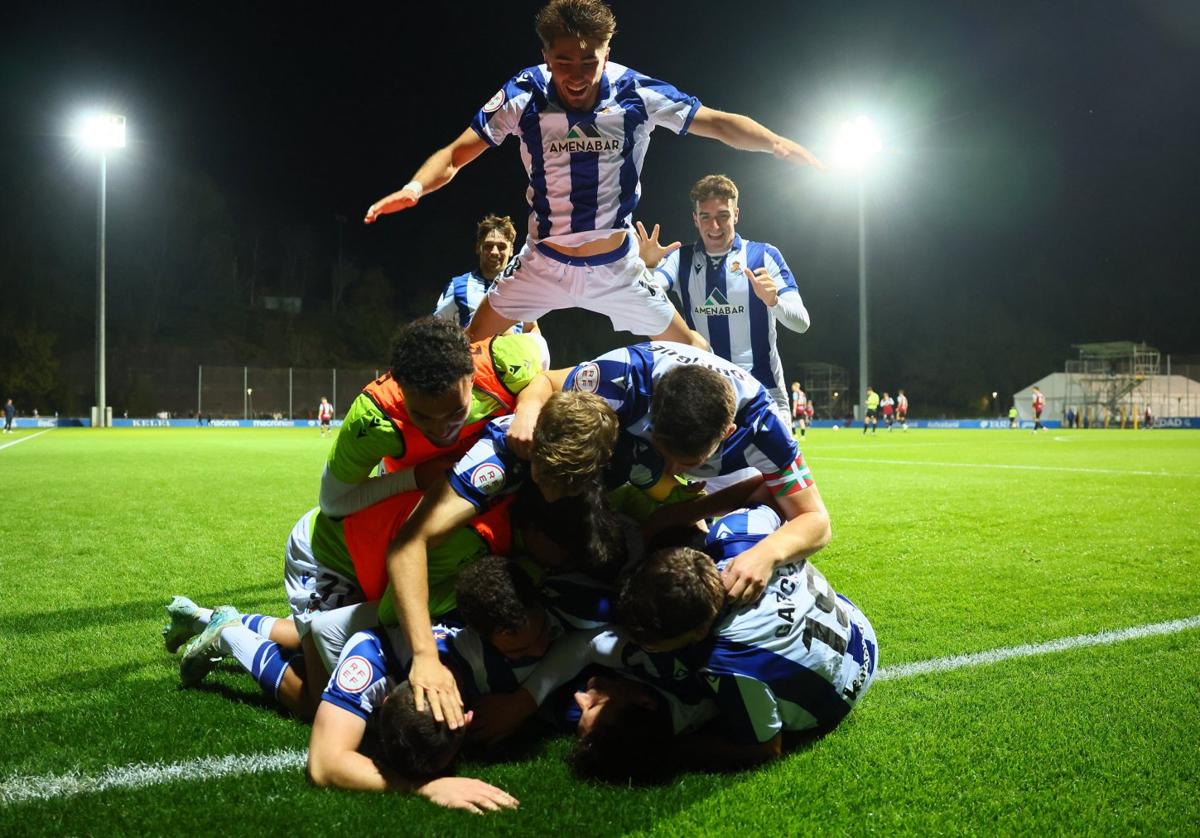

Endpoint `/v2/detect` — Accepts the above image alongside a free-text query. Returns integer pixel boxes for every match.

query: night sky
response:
[2,0,1199,414]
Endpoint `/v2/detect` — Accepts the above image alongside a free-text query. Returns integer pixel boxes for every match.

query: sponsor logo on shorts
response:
[336,655,373,693]
[573,362,600,393]
[470,463,506,495]
[482,89,505,113]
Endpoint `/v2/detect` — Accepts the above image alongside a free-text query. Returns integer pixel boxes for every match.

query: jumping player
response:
[364,0,822,345]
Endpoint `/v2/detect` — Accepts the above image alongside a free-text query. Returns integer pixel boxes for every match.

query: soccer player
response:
[616,504,878,766]
[1009,404,1019,429]
[880,391,895,431]
[863,386,880,435]
[433,214,538,334]
[647,175,811,418]
[3,398,13,433]
[527,342,830,607]
[896,389,908,431]
[1032,386,1046,432]
[364,0,822,346]
[320,317,549,518]
[790,382,808,439]
[318,396,334,437]
[383,390,620,731]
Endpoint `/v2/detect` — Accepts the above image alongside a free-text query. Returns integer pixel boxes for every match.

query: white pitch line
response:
[0,429,53,452]
[0,749,306,805]
[876,615,1200,681]
[4,616,1200,805]
[815,455,1193,478]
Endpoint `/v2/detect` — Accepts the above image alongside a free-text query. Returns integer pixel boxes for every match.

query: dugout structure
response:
[792,362,849,420]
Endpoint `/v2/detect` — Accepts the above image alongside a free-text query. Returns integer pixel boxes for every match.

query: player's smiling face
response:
[693,196,740,255]
[543,35,609,111]
[402,375,473,447]
[477,231,513,280]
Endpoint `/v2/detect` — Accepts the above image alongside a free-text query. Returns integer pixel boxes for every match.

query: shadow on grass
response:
[0,581,284,636]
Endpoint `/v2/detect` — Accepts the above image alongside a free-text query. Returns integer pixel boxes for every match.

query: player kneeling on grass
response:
[609,504,878,768]
[384,390,619,733]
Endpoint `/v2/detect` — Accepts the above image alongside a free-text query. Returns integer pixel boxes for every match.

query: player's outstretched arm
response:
[385,479,477,728]
[364,128,491,223]
[689,106,825,169]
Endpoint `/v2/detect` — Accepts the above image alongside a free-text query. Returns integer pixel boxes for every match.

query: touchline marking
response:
[876,615,1200,681]
[815,455,1191,478]
[4,617,1199,805]
[0,749,306,805]
[0,429,52,452]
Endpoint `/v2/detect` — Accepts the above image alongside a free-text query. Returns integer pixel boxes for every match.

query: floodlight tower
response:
[834,116,882,420]
[77,112,126,427]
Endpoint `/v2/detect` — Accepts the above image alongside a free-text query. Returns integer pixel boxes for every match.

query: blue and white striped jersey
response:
[655,235,802,395]
[698,505,877,743]
[447,415,527,510]
[539,572,617,631]
[471,62,700,245]
[434,272,527,332]
[563,342,811,494]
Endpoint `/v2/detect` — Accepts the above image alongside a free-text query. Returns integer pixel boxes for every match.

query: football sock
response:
[240,613,278,637]
[219,624,291,698]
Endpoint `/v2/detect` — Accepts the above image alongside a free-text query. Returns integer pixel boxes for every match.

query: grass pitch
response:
[1,426,1198,835]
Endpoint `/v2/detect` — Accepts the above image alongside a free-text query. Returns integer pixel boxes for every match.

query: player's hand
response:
[771,137,825,170]
[721,551,775,606]
[364,187,420,224]
[745,267,779,307]
[635,220,680,269]
[416,776,520,814]
[467,689,537,745]
[506,407,540,460]
[409,654,466,729]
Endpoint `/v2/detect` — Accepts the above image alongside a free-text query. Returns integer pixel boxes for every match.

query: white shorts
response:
[486,236,678,336]
[308,601,384,672]
[282,510,366,638]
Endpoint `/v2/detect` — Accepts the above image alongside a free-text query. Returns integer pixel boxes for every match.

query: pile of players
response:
[162,0,877,814]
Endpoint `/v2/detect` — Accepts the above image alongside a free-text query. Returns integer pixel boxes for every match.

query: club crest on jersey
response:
[547,123,622,154]
[730,261,741,274]
[482,89,506,113]
[696,287,745,317]
[336,655,373,693]
[470,463,506,495]
[573,362,600,393]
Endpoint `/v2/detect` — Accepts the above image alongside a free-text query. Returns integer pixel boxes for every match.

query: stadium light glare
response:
[833,116,882,172]
[77,112,127,150]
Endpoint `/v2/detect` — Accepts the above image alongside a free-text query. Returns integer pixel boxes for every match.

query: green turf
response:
[1,427,1198,835]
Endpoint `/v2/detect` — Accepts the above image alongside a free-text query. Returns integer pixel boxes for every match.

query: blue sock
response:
[240,613,279,638]
[219,624,291,698]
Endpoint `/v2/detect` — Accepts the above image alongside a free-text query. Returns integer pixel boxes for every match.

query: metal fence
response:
[191,366,383,420]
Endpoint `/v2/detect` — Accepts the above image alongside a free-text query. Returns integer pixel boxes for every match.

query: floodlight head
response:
[78,112,126,150]
[833,116,882,171]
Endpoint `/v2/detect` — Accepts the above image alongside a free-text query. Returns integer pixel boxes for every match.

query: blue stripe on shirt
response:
[675,245,695,330]
[520,75,552,240]
[614,69,649,229]
[566,111,600,232]
[705,254,731,361]
[745,242,774,390]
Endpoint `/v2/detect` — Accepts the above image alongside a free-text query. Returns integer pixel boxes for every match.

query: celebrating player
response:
[647,175,811,418]
[433,214,538,334]
[364,0,822,345]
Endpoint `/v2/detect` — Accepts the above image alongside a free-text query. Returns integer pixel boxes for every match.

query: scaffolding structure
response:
[794,362,850,420]
[1063,341,1160,426]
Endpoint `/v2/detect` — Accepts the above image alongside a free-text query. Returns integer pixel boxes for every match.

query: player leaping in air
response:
[364,0,822,346]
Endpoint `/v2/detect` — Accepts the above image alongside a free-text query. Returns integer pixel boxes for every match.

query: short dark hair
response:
[650,366,735,460]
[535,0,616,48]
[389,317,474,396]
[455,555,539,638]
[511,484,634,582]
[568,690,677,785]
[377,682,465,777]
[617,547,724,645]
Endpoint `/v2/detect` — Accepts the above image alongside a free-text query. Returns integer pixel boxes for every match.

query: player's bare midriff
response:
[541,229,627,258]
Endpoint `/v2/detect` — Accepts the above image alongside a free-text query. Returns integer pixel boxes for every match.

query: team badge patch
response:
[336,655,373,693]
[573,362,600,393]
[470,463,506,495]
[730,261,741,274]
[482,89,506,113]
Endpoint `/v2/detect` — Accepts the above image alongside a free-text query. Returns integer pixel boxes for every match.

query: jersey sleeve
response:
[707,671,783,744]
[320,631,391,721]
[470,71,537,147]
[634,73,701,136]
[325,393,402,485]
[563,347,636,416]
[653,248,681,292]
[432,281,458,321]
[763,244,798,295]
[519,627,606,706]
[490,333,549,395]
[446,417,524,510]
[743,406,814,497]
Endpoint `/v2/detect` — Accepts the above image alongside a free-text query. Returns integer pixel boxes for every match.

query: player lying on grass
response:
[385,390,619,731]
[320,316,550,518]
[363,0,821,348]
[520,341,831,606]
